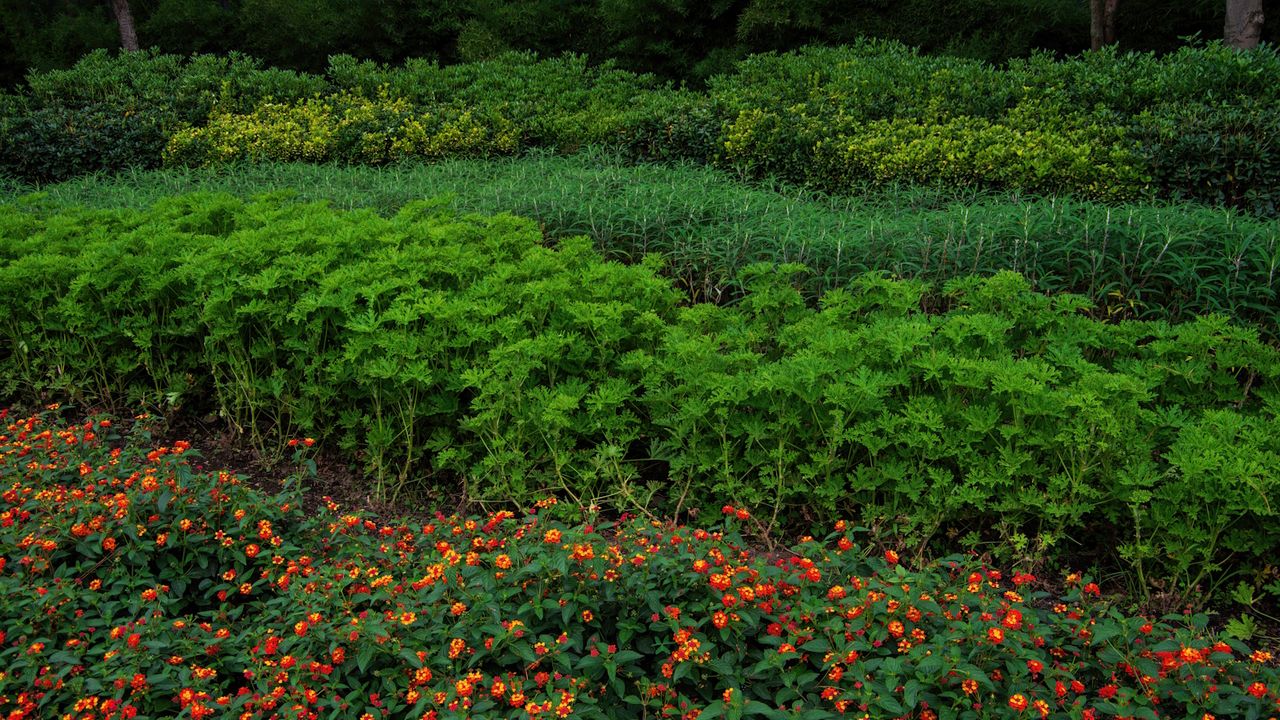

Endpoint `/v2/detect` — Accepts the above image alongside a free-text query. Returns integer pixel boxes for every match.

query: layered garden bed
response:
[3,39,1280,720]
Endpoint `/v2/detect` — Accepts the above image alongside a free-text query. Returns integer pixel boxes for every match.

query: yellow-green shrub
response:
[164,91,519,166]
[813,116,1148,199]
[720,99,1150,200]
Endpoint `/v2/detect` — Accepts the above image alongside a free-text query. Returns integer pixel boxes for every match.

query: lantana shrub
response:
[1,408,1277,720]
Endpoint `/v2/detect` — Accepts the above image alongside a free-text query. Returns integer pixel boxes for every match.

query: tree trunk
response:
[1225,0,1265,49]
[1089,0,1119,50]
[109,0,140,51]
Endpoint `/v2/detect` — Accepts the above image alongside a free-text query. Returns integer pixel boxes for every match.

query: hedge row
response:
[10,157,1279,335]
[4,411,1278,719]
[3,195,1279,600]
[2,41,1279,214]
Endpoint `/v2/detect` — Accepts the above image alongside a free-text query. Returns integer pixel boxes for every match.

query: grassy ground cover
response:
[1,407,1278,720]
[5,156,1278,335]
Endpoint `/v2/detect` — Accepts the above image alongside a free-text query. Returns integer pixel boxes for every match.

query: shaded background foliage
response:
[2,0,1277,87]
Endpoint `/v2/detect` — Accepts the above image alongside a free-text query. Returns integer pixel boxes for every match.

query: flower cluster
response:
[0,409,1277,720]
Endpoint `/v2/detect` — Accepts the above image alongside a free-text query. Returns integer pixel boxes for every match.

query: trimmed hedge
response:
[3,42,1279,214]
[3,195,1280,600]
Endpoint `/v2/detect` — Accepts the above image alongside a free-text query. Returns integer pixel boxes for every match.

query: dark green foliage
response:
[1133,98,1280,218]
[235,0,464,71]
[21,48,327,122]
[735,0,1089,61]
[0,49,328,181]
[454,0,603,62]
[3,195,1280,597]
[0,0,117,86]
[4,0,1264,87]
[136,0,239,57]
[0,102,171,183]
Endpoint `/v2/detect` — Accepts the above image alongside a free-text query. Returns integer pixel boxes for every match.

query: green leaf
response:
[613,650,642,664]
[876,695,905,715]
[700,701,725,720]
[1091,622,1121,646]
[799,638,829,653]
[357,643,375,673]
[904,679,922,709]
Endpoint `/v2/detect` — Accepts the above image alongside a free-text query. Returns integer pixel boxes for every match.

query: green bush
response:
[1007,43,1280,117]
[717,109,1146,200]
[0,49,329,182]
[1132,98,1280,218]
[0,194,680,505]
[707,40,1014,123]
[643,268,1280,596]
[0,102,171,183]
[704,41,1280,210]
[24,47,327,122]
[327,51,681,150]
[3,195,1280,596]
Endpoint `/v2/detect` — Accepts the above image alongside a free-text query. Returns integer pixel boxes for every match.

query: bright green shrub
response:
[710,46,1150,199]
[0,194,679,505]
[716,108,822,184]
[0,199,209,404]
[1140,409,1280,597]
[5,411,1280,720]
[164,92,520,166]
[641,269,1280,593]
